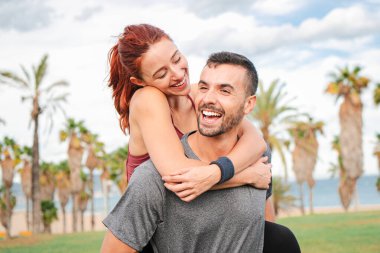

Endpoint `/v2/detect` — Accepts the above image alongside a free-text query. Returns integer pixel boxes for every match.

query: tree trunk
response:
[62,206,66,234]
[26,197,30,231]
[299,183,305,215]
[21,161,32,231]
[309,186,314,214]
[32,115,41,233]
[90,171,95,231]
[339,96,363,209]
[5,187,12,239]
[81,210,84,232]
[0,157,14,239]
[72,193,78,232]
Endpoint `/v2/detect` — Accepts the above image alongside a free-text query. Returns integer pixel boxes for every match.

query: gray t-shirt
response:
[103,132,267,253]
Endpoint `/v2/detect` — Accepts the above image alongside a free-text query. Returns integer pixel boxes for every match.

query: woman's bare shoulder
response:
[130,86,169,114]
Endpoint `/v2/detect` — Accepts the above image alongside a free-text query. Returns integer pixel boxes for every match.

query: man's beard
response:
[197,103,245,137]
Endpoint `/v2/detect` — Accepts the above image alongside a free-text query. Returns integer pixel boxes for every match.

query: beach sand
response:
[5,210,108,236]
[3,204,380,236]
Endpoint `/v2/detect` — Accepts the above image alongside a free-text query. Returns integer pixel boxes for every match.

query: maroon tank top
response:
[126,95,195,181]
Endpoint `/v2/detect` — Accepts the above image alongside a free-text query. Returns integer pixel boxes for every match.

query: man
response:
[102,52,271,253]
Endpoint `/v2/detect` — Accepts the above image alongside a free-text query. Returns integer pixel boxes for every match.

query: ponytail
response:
[108,43,141,134]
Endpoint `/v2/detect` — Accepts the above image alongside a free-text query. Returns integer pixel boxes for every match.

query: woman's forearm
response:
[226,118,266,174]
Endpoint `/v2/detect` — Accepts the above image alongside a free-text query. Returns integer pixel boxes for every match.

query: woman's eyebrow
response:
[152,50,179,78]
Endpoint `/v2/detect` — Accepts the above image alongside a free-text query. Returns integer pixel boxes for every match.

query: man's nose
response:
[202,89,217,104]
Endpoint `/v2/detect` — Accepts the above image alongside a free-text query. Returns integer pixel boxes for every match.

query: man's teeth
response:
[173,78,185,87]
[202,110,221,117]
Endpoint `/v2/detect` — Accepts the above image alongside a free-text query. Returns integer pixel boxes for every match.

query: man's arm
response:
[265,197,276,222]
[101,163,164,252]
[101,231,138,253]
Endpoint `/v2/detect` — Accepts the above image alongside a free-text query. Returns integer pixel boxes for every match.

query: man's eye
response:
[221,89,230,94]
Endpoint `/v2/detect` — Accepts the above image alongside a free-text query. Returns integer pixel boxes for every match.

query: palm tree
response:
[325,65,370,210]
[0,137,21,238]
[19,146,32,231]
[106,145,129,194]
[59,118,88,232]
[331,135,353,210]
[84,133,105,231]
[78,171,90,232]
[41,200,58,234]
[289,117,324,214]
[250,79,298,181]
[55,160,70,233]
[0,54,69,233]
[374,83,380,105]
[271,177,296,216]
[374,134,380,192]
[39,162,56,202]
[0,186,16,239]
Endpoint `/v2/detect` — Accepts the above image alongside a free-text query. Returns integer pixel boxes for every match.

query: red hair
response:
[108,24,171,133]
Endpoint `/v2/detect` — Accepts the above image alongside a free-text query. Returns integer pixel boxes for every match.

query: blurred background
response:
[0,0,379,252]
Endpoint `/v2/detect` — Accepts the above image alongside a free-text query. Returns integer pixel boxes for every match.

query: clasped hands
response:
[162,156,272,202]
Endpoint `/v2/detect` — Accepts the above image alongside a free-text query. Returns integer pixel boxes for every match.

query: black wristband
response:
[210,156,235,184]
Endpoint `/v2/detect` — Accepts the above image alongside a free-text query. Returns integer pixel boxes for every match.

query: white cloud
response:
[251,0,305,16]
[0,1,379,180]
[0,0,55,31]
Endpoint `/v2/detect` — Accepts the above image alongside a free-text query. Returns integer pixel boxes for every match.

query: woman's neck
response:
[167,95,188,111]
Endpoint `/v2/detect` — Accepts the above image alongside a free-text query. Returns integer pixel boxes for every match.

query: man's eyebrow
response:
[198,80,207,85]
[152,50,179,78]
[220,83,234,90]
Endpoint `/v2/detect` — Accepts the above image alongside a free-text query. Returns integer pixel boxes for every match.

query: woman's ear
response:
[130,76,145,87]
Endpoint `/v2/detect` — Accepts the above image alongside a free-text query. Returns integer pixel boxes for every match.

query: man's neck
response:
[188,129,239,163]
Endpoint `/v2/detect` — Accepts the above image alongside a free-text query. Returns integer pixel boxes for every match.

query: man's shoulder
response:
[128,160,164,192]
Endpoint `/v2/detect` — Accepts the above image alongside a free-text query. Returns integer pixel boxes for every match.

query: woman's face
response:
[136,38,190,96]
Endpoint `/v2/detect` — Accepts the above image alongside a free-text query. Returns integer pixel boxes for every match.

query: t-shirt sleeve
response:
[263,144,272,199]
[102,163,165,251]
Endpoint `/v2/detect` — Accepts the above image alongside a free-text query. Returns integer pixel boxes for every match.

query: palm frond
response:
[34,54,49,88]
[42,80,69,94]
[20,65,31,83]
[0,71,29,89]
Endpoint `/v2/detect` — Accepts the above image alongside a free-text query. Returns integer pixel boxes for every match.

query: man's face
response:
[195,64,255,137]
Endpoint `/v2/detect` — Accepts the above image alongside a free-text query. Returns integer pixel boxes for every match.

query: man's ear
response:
[130,76,145,87]
[244,95,256,115]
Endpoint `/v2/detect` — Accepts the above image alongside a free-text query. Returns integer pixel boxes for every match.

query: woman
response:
[107,24,300,253]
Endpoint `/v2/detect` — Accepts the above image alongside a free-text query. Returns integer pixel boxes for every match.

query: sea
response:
[10,174,380,214]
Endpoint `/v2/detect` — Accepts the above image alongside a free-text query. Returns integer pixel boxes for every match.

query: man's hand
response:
[162,164,221,202]
[242,156,272,189]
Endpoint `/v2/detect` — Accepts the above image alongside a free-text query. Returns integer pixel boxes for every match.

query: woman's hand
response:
[162,165,221,202]
[243,156,272,189]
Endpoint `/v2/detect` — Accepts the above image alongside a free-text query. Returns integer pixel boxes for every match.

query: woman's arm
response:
[228,118,267,173]
[130,86,221,189]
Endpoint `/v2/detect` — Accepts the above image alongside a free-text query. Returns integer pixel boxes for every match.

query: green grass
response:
[278,210,380,253]
[0,210,379,253]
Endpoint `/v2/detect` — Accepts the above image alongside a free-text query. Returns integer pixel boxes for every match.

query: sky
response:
[0,0,379,180]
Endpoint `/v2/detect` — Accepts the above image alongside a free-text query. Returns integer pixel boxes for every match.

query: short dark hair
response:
[206,52,258,96]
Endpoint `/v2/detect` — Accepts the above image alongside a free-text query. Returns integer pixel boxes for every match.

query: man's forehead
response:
[200,64,246,86]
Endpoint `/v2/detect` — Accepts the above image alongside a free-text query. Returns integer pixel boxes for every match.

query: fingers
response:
[161,168,190,181]
[162,174,188,183]
[164,182,189,192]
[164,183,198,202]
